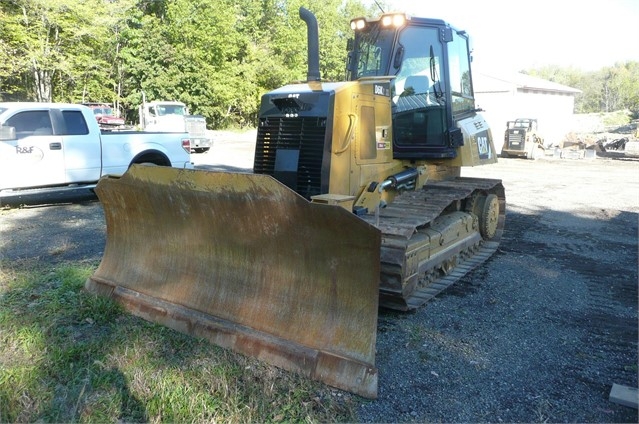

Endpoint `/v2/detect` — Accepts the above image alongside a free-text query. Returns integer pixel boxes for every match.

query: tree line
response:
[525,62,639,119]
[1,0,637,129]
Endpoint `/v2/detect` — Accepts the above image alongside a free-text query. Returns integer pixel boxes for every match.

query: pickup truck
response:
[0,102,193,205]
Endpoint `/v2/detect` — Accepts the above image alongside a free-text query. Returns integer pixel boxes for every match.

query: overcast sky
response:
[367,0,639,73]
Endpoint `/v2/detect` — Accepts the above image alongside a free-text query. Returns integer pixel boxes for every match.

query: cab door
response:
[0,109,65,190]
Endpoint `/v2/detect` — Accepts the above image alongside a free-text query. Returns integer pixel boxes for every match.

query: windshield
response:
[353,26,396,78]
[157,105,186,116]
[392,26,443,104]
[511,120,532,129]
[92,107,113,115]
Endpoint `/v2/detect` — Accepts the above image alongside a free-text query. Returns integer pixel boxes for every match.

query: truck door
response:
[0,109,65,190]
[52,109,102,182]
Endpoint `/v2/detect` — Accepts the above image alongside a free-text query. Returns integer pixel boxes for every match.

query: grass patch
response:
[0,261,358,422]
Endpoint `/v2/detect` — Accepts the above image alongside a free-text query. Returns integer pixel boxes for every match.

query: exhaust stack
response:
[299,7,321,82]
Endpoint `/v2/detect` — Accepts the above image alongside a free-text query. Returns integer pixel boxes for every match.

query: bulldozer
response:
[85,8,505,399]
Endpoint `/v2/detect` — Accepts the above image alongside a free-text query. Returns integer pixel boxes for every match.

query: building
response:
[473,71,581,151]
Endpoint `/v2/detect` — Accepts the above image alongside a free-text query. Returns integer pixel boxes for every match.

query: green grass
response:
[0,261,357,423]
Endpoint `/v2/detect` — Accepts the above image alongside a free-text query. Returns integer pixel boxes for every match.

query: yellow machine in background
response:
[501,118,545,159]
[86,8,505,398]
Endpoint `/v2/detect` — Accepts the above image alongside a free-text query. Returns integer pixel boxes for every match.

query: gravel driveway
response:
[1,143,637,423]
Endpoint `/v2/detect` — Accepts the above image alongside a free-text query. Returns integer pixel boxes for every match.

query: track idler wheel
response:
[479,193,499,239]
[466,192,499,240]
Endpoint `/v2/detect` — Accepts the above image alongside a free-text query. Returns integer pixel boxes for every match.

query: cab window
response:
[5,111,52,138]
[391,26,447,150]
[61,110,89,135]
[448,30,474,114]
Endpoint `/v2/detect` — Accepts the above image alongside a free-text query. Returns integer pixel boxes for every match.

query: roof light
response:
[392,14,406,27]
[350,18,366,30]
[381,13,406,28]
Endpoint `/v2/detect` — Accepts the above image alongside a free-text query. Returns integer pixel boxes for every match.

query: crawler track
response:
[361,177,505,310]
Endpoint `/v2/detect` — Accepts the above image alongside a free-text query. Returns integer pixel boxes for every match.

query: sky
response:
[367,0,639,73]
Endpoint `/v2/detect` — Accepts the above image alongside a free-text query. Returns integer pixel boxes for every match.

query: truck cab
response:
[139,101,211,153]
[0,103,103,190]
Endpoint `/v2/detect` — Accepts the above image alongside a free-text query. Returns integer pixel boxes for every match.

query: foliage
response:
[0,0,377,127]
[1,1,635,127]
[0,0,131,103]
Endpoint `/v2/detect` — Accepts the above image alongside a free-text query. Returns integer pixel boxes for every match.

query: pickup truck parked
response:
[0,102,193,205]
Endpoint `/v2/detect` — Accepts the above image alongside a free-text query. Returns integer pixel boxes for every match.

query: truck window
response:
[448,30,474,114]
[4,110,52,138]
[61,110,89,135]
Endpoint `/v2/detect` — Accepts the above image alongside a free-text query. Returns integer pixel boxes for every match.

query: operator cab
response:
[347,13,476,159]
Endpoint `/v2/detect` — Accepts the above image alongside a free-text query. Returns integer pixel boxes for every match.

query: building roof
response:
[474,71,582,94]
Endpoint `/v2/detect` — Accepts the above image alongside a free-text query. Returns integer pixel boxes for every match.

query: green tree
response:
[119,0,247,126]
[0,0,446,126]
[0,0,123,102]
[607,61,639,118]
[526,62,639,117]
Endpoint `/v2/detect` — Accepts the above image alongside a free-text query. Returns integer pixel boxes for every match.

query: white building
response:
[473,71,581,150]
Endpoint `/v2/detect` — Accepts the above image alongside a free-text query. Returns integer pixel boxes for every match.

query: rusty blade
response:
[85,165,381,398]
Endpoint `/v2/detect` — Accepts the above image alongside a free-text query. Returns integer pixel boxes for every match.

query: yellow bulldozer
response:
[85,8,505,399]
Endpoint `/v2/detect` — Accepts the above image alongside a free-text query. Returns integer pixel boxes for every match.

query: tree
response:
[0,0,120,102]
[525,62,639,117]
[608,61,639,118]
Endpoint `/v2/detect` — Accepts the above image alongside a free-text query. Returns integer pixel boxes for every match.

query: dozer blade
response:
[85,165,381,398]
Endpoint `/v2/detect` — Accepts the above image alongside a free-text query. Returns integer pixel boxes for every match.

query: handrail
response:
[334,113,357,155]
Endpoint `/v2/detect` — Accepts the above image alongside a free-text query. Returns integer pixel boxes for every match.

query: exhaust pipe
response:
[299,7,321,82]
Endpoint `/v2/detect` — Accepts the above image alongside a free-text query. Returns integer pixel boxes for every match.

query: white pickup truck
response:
[0,102,193,205]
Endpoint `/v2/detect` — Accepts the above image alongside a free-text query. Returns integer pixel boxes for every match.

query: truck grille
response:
[507,132,525,151]
[254,117,327,199]
[186,119,206,138]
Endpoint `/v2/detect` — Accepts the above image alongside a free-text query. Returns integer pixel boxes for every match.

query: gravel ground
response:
[1,142,637,423]
[359,155,639,423]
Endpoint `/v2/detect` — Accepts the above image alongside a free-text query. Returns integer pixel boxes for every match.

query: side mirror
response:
[0,125,16,141]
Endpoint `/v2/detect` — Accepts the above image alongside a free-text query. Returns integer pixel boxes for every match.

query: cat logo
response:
[476,131,492,160]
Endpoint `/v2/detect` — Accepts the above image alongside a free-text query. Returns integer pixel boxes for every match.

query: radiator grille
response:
[185,118,207,138]
[507,132,525,151]
[255,117,327,199]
